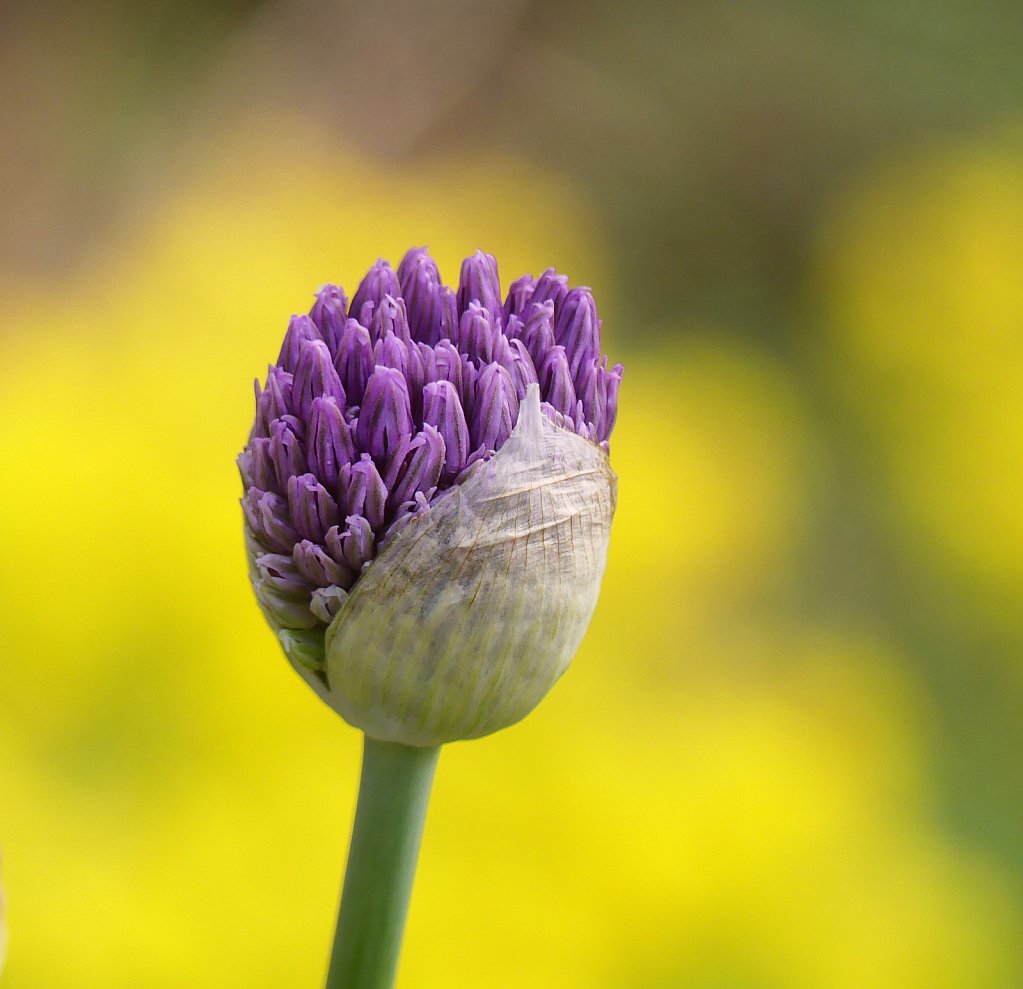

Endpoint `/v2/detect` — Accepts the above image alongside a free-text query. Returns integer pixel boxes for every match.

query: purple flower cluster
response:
[239,248,623,629]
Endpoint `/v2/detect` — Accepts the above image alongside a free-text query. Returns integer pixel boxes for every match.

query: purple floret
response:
[241,247,623,624]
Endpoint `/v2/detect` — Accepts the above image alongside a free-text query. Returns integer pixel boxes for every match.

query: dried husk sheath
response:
[270,384,617,746]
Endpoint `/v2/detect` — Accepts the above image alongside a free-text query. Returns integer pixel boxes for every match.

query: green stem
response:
[326,735,441,989]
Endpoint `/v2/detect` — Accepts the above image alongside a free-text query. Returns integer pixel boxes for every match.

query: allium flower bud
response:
[239,249,622,746]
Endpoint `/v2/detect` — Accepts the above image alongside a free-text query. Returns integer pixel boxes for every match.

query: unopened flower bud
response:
[554,287,601,387]
[356,366,414,462]
[539,345,578,418]
[293,339,346,422]
[288,473,341,543]
[456,249,503,323]
[277,314,322,374]
[239,249,622,745]
[243,488,299,554]
[269,418,308,489]
[503,273,535,323]
[339,456,388,532]
[529,267,569,313]
[350,259,401,327]
[295,538,354,588]
[388,423,445,510]
[310,284,349,357]
[422,380,470,482]
[335,318,375,406]
[253,366,293,438]
[471,362,518,451]
[501,337,539,401]
[308,396,356,491]
[398,247,446,344]
[519,300,556,369]
[459,301,500,365]
[238,435,279,493]
[369,295,412,346]
[425,340,465,399]
[326,515,376,573]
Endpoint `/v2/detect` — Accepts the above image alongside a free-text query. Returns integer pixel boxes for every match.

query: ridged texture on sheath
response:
[322,384,617,745]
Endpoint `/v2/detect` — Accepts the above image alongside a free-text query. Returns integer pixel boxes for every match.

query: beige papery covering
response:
[284,384,617,746]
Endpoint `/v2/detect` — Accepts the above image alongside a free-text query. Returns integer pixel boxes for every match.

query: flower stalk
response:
[326,735,440,989]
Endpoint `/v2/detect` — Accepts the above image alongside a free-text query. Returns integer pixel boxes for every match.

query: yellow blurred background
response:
[3,2,1023,987]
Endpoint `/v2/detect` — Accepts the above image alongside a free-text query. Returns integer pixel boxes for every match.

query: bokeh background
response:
[3,0,1023,986]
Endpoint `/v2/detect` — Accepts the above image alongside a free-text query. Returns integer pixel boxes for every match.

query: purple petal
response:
[398,247,449,345]
[293,339,346,423]
[338,455,388,532]
[334,318,375,407]
[277,314,322,374]
[293,538,355,589]
[457,301,499,365]
[373,330,420,400]
[425,339,465,400]
[307,396,355,491]
[500,337,539,402]
[456,250,502,323]
[253,366,294,438]
[287,473,341,543]
[539,345,578,418]
[369,294,412,345]
[389,424,445,510]
[350,259,401,326]
[255,552,315,597]
[503,273,535,323]
[554,287,601,388]
[242,488,299,554]
[326,515,376,572]
[268,418,308,490]
[529,267,569,317]
[471,362,518,451]
[239,436,279,493]
[422,379,470,482]
[310,284,349,358]
[355,366,414,461]
[436,286,459,345]
[601,363,624,443]
[578,358,607,439]
[520,300,556,370]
